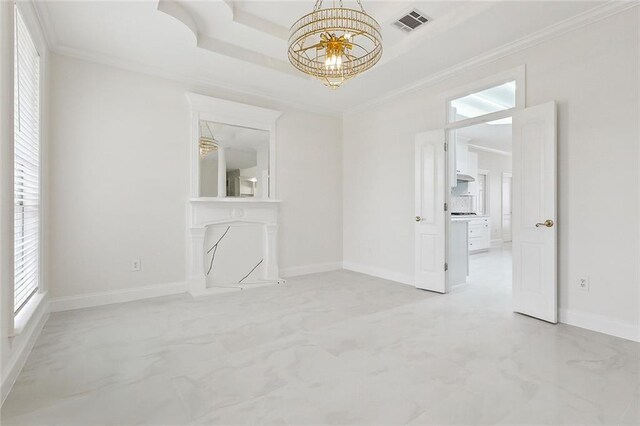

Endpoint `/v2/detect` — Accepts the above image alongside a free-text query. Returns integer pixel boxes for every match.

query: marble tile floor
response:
[2,246,639,425]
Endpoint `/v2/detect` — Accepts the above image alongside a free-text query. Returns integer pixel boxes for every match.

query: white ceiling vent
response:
[392,10,430,33]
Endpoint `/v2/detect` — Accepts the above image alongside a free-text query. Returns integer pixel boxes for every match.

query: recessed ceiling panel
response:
[38,0,613,113]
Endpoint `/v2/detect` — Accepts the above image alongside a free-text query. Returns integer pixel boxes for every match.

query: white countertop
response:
[451,215,489,221]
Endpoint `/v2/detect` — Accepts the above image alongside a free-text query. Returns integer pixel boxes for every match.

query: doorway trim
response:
[415,66,527,293]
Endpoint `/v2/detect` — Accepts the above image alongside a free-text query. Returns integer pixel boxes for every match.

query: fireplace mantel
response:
[185,94,283,296]
[187,198,282,295]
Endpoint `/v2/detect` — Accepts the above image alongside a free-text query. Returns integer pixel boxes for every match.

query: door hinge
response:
[444,262,448,271]
[444,203,448,211]
[444,142,448,151]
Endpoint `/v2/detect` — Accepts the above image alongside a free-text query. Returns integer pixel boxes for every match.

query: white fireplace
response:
[187,199,281,294]
[185,93,283,296]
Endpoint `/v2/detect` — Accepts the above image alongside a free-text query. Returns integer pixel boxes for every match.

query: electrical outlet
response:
[131,258,141,272]
[578,276,589,291]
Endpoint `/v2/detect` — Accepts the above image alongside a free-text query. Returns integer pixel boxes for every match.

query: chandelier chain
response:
[314,0,362,11]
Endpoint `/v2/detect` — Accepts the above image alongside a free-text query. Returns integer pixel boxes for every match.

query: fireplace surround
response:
[185,93,283,295]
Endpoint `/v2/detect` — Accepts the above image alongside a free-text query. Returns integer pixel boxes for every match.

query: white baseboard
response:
[280,261,343,278]
[48,281,186,313]
[559,308,640,342]
[1,295,49,406]
[189,279,285,297]
[490,239,504,247]
[342,261,414,286]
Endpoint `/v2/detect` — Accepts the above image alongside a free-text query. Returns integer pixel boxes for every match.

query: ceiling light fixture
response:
[199,137,218,159]
[200,121,219,159]
[288,0,382,89]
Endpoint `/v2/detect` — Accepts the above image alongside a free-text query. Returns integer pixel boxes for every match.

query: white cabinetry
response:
[468,217,490,253]
[466,151,478,196]
[455,138,477,180]
[468,151,478,180]
[452,135,479,189]
[455,137,478,186]
[455,138,469,176]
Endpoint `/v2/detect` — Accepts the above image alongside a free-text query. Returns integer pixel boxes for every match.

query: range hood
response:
[457,173,475,183]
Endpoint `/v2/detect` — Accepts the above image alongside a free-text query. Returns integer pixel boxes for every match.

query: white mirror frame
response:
[186,93,282,200]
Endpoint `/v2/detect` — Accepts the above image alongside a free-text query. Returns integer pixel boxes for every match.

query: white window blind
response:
[14,7,40,313]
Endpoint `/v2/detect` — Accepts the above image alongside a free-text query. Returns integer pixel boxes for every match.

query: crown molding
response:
[376,1,500,68]
[29,0,342,117]
[344,1,638,116]
[28,0,637,117]
[31,0,57,49]
[33,0,322,114]
[34,0,340,117]
[50,44,342,118]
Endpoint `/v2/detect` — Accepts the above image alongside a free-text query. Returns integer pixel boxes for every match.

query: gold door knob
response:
[535,219,554,228]
[415,216,422,222]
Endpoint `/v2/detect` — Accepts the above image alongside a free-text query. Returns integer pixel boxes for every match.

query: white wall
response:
[277,110,343,274]
[343,9,639,337]
[473,149,512,242]
[47,53,342,299]
[199,155,218,197]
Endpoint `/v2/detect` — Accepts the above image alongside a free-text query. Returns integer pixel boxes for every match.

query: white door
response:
[415,130,446,293]
[502,173,512,242]
[512,102,557,323]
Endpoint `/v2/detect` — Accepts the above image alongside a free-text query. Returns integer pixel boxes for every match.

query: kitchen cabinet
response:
[455,138,477,181]
[468,217,490,253]
[455,138,469,176]
[465,152,478,196]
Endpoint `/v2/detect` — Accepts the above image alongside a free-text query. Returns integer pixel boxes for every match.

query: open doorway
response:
[447,120,512,295]
[414,68,558,323]
[444,76,516,295]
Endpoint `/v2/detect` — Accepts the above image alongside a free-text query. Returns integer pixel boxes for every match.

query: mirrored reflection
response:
[198,121,269,198]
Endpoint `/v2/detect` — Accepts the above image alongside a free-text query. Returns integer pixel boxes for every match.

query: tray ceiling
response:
[35,0,620,114]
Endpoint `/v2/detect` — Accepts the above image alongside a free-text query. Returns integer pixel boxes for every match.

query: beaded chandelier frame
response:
[288,0,382,89]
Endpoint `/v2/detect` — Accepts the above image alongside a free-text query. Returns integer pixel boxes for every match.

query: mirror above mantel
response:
[185,93,283,295]
[199,121,270,199]
[186,93,282,202]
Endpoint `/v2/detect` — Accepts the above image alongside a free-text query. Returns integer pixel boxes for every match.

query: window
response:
[448,80,516,123]
[14,7,41,313]
[476,171,489,216]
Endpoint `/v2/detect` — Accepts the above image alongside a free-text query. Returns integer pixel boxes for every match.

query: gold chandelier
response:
[199,137,218,159]
[288,0,382,89]
[200,120,218,159]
